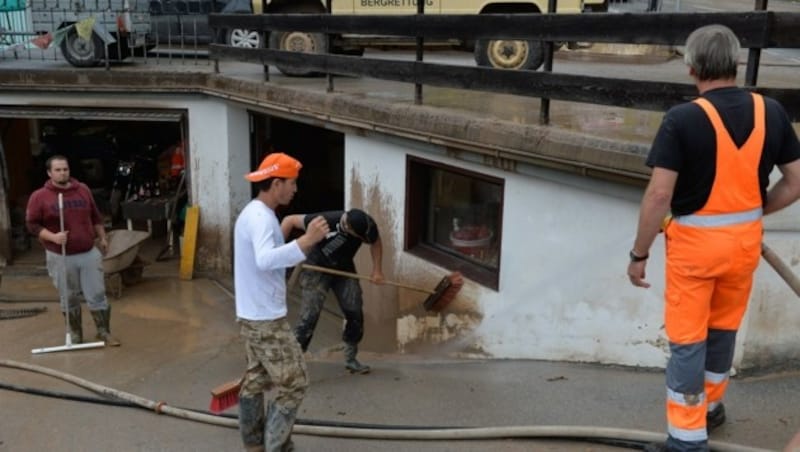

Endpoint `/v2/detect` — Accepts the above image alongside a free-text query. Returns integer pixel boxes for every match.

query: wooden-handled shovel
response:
[761,242,800,298]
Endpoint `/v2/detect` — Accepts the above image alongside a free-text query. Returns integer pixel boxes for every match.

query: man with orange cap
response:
[234,152,329,452]
[627,25,800,451]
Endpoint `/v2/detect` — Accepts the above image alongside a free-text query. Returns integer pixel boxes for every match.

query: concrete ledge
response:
[0,68,651,182]
[206,73,652,182]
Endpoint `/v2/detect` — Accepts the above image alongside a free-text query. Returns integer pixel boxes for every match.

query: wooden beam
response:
[209,45,800,121]
[209,11,800,47]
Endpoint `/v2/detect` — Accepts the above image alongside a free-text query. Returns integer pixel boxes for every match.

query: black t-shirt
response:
[646,87,800,216]
[303,210,379,271]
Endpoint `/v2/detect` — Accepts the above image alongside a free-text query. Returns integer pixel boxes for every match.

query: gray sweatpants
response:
[46,248,108,312]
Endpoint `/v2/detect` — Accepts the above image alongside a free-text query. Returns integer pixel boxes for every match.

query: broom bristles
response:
[209,379,241,414]
[424,272,464,312]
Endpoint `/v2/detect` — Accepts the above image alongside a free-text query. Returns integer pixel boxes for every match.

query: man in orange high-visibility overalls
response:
[627,24,800,452]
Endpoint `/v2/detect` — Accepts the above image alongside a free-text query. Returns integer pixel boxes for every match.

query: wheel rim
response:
[67,35,95,59]
[229,29,260,48]
[280,32,318,53]
[487,40,529,69]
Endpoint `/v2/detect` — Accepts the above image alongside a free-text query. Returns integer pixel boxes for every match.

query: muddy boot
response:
[707,403,726,432]
[239,395,265,452]
[344,342,370,374]
[63,307,83,344]
[90,307,121,346]
[265,403,297,452]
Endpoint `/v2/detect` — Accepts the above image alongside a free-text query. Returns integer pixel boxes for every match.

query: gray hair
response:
[683,24,740,81]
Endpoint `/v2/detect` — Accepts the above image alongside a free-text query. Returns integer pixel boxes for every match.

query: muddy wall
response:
[346,133,800,371]
[187,101,249,274]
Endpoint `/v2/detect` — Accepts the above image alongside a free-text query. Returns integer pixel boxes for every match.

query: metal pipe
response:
[539,0,557,125]
[414,0,425,105]
[744,0,768,87]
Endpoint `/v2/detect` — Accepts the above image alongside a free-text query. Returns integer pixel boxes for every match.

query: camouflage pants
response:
[238,317,309,409]
[295,270,364,351]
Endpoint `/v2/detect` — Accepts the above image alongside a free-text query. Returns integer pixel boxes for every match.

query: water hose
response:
[0,360,771,452]
[1,359,233,426]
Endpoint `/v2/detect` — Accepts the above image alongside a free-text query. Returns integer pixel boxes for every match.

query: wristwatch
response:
[629,250,649,262]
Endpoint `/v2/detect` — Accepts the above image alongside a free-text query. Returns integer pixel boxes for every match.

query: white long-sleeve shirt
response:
[233,199,305,321]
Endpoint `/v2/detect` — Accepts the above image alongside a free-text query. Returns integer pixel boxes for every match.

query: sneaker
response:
[707,403,726,432]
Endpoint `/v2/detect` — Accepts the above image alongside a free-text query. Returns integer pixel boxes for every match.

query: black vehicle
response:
[148,0,262,47]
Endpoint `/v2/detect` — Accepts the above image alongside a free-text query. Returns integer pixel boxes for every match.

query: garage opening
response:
[249,112,344,216]
[0,108,188,270]
[249,111,348,331]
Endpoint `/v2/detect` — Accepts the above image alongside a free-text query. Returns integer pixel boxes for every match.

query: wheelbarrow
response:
[102,229,151,299]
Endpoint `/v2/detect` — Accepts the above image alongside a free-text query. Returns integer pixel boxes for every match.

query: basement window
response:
[405,156,503,290]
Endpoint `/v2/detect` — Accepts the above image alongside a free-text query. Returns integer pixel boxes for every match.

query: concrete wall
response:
[741,210,800,372]
[186,99,249,273]
[347,133,800,372]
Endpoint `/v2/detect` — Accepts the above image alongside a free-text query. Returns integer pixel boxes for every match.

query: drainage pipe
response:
[0,359,771,452]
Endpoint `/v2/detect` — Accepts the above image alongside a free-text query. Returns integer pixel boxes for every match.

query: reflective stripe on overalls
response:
[662,93,765,449]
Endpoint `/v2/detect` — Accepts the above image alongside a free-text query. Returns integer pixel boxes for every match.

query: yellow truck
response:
[253,0,603,75]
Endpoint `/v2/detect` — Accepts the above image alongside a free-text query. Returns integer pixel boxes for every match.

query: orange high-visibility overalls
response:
[661,93,765,448]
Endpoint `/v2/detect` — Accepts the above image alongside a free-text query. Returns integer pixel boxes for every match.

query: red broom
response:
[209,378,241,414]
[422,272,465,312]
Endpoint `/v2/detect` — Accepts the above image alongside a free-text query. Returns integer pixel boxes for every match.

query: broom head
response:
[423,272,464,312]
[209,379,241,414]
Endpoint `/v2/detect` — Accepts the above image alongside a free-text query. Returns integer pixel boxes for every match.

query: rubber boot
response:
[707,403,726,432]
[344,342,370,374]
[239,395,266,452]
[63,307,83,344]
[90,307,121,346]
[265,403,297,452]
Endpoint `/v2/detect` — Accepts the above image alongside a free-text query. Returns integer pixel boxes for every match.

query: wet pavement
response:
[2,2,800,449]
[1,243,800,451]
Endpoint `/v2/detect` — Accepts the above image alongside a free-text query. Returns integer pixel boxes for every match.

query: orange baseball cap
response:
[244,153,302,182]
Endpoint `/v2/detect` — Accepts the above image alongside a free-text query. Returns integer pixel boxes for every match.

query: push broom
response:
[299,264,464,312]
[208,265,465,413]
[32,193,106,354]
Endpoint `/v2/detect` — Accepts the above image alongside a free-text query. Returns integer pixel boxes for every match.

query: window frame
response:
[405,155,503,290]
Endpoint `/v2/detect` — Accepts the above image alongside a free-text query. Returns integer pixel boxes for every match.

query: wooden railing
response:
[208,10,800,122]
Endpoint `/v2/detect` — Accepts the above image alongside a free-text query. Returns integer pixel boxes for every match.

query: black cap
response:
[347,208,378,243]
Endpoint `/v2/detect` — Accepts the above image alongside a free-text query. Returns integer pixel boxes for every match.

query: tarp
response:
[0,0,26,12]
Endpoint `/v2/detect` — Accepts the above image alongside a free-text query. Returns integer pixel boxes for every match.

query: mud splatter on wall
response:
[349,164,400,352]
[396,311,483,354]
[348,155,485,354]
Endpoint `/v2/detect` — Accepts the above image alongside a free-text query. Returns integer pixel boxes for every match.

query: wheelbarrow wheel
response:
[121,256,145,286]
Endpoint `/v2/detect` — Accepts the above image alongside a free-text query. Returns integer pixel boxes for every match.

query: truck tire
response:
[225,28,263,48]
[60,27,104,67]
[269,30,325,76]
[474,38,544,71]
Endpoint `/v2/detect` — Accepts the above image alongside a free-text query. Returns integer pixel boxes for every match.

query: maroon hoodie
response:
[26,178,103,255]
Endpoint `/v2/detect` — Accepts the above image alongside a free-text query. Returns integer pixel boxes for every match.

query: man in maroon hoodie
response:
[26,155,120,346]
